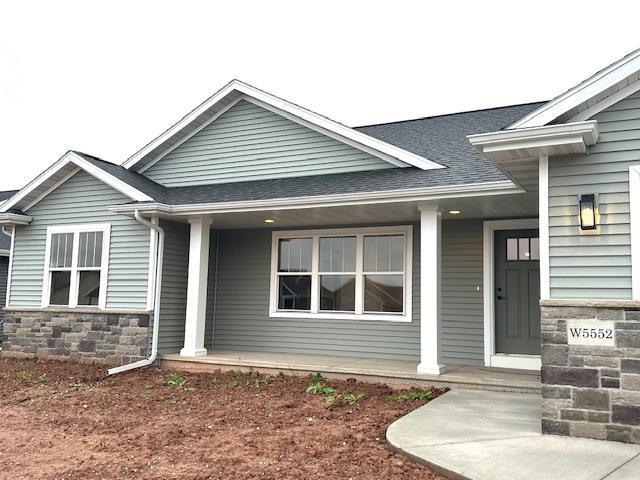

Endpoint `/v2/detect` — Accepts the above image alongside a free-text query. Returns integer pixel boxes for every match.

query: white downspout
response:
[107,210,165,375]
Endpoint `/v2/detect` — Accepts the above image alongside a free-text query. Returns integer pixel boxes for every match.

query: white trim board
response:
[509,48,640,129]
[123,79,444,172]
[0,151,152,214]
[630,165,640,300]
[482,218,540,370]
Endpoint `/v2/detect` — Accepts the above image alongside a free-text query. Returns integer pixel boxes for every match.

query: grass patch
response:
[386,390,433,402]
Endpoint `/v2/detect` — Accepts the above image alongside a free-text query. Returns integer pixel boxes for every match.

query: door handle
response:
[497,295,504,300]
[496,287,503,300]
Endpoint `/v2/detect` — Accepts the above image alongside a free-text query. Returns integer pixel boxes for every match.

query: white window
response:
[42,224,111,309]
[270,226,412,322]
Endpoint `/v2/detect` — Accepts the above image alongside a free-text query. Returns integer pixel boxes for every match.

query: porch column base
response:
[180,348,208,357]
[417,363,446,375]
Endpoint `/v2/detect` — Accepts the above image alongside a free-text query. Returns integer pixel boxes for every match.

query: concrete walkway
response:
[387,389,640,480]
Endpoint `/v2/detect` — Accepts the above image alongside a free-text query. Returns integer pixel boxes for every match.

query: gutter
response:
[107,211,165,375]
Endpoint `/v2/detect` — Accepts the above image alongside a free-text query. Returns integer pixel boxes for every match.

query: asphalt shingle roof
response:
[76,101,546,205]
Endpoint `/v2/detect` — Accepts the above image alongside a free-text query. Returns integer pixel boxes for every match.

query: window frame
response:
[269,225,412,322]
[42,223,111,309]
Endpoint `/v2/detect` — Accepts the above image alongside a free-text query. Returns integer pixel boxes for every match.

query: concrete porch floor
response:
[161,350,541,393]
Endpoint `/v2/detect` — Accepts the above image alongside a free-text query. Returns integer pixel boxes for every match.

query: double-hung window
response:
[43,224,111,309]
[270,226,412,321]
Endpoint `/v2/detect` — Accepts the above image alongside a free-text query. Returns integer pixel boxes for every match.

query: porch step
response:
[161,351,541,394]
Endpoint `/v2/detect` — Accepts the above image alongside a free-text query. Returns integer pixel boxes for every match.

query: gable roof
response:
[122,80,444,172]
[0,151,158,213]
[110,101,542,206]
[509,48,640,129]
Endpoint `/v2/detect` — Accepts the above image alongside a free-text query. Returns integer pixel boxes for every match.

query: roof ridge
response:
[354,101,548,129]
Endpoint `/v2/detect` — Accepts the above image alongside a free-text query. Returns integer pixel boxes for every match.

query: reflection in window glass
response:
[49,271,71,305]
[364,235,404,272]
[278,276,312,310]
[364,275,403,313]
[77,271,101,306]
[320,275,355,311]
[519,238,530,260]
[78,232,103,268]
[507,238,518,261]
[319,237,356,272]
[530,237,540,260]
[278,238,312,272]
[49,233,74,268]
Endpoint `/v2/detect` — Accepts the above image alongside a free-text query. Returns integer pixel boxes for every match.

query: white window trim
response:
[269,225,413,322]
[42,223,111,310]
[482,218,540,370]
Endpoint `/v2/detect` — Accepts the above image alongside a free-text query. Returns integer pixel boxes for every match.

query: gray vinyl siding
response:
[144,99,394,187]
[0,256,8,331]
[8,171,150,309]
[212,225,420,361]
[157,220,189,353]
[548,90,640,299]
[441,220,484,365]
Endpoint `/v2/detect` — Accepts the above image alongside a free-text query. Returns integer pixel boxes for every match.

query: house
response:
[1,48,640,444]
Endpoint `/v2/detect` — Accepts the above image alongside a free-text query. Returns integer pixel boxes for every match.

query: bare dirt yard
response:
[0,357,447,480]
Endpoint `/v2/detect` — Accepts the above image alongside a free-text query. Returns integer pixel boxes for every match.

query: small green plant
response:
[37,374,47,384]
[167,373,187,388]
[343,393,364,406]
[227,380,239,389]
[386,390,433,402]
[254,376,275,389]
[209,377,221,387]
[309,372,324,382]
[306,382,335,395]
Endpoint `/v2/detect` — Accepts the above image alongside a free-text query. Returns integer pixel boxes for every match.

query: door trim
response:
[483,218,540,370]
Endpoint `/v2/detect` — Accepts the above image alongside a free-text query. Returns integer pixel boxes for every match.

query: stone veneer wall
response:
[541,301,640,444]
[1,309,151,366]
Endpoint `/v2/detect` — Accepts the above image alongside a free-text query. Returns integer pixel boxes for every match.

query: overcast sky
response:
[1,1,639,191]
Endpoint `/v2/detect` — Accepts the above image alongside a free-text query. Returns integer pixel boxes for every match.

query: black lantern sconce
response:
[579,194,597,231]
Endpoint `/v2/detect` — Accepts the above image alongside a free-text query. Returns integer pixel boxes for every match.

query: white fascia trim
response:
[482,218,539,368]
[570,79,640,122]
[630,165,640,300]
[0,151,153,214]
[108,180,522,216]
[0,213,33,225]
[509,48,640,129]
[468,121,599,155]
[123,79,444,171]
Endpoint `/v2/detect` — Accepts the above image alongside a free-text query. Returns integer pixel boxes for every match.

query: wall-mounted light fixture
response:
[579,194,597,231]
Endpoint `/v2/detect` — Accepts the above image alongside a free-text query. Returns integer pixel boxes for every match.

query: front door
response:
[494,229,541,355]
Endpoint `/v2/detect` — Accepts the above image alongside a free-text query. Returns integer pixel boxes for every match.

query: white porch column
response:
[180,216,212,357]
[417,204,445,375]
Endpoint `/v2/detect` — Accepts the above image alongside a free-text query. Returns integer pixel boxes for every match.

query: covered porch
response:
[135,180,541,389]
[162,349,540,393]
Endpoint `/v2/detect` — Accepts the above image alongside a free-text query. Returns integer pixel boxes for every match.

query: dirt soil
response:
[0,357,448,480]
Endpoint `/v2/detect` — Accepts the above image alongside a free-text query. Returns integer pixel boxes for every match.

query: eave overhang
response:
[108,180,523,217]
[467,121,599,163]
[0,213,33,226]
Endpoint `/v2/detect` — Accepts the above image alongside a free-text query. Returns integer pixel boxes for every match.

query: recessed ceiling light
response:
[264,219,275,223]
[449,210,461,215]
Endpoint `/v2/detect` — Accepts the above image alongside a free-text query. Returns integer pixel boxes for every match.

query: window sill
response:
[269,311,411,322]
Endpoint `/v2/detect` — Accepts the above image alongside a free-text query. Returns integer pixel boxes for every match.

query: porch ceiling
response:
[155,192,538,229]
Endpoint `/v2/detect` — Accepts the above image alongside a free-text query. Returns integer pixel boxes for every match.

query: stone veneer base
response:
[540,302,640,444]
[1,309,151,366]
